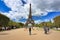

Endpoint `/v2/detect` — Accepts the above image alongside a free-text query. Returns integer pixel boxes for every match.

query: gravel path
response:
[0,27,60,40]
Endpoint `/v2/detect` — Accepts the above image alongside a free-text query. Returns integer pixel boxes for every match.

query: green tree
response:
[54,16,60,28]
[8,20,17,26]
[39,22,45,27]
[8,20,24,28]
[18,23,24,28]
[39,21,54,28]
[34,24,39,27]
[0,13,10,26]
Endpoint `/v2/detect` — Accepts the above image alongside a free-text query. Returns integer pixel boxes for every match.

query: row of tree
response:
[34,16,60,28]
[0,13,24,29]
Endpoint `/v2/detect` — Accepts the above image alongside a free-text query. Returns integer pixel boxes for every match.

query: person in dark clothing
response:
[47,27,50,32]
[28,23,32,35]
[44,26,49,34]
[29,28,31,35]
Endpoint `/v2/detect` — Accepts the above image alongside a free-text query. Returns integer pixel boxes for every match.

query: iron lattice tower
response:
[25,4,35,26]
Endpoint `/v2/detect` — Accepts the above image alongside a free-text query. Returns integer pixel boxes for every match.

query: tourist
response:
[29,27,31,35]
[47,27,50,32]
[2,26,5,31]
[43,26,49,34]
[28,23,32,35]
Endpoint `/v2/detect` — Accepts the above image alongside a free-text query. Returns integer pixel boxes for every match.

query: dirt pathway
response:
[0,27,60,40]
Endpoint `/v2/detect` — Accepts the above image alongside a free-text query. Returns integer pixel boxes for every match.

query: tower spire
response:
[29,3,32,18]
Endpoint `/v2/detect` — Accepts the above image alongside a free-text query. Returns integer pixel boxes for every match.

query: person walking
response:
[43,26,48,34]
[28,23,32,35]
[47,27,50,33]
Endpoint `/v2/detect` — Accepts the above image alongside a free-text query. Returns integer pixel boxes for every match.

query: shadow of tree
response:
[0,33,9,35]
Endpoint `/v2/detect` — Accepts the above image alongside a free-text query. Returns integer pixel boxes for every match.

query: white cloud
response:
[51,19,54,23]
[1,0,60,23]
[35,20,43,24]
[44,19,50,22]
[1,0,48,23]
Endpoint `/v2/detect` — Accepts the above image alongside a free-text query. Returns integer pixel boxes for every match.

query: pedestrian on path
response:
[28,23,32,35]
[43,26,49,34]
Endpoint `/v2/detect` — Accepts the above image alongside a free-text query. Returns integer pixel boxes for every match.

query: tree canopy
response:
[54,16,60,28]
[0,13,10,26]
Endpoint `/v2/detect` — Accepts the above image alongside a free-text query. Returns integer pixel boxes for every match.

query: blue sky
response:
[0,0,60,24]
[0,0,11,12]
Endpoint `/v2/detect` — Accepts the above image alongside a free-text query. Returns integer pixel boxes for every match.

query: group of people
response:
[27,23,50,35]
[0,26,17,31]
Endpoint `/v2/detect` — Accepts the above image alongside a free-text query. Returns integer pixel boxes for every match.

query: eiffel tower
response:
[25,4,35,27]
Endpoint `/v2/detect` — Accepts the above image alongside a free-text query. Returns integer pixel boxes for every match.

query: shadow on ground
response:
[0,33,9,35]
